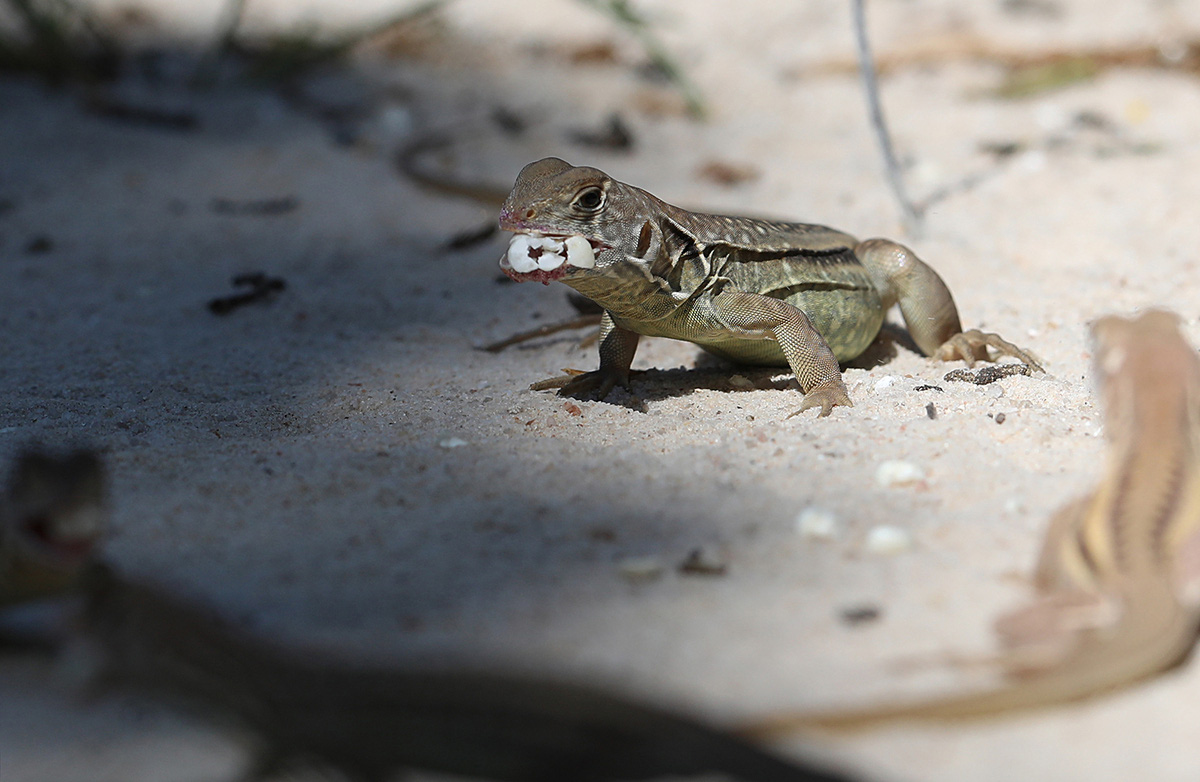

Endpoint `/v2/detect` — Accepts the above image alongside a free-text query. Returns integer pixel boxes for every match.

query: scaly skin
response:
[741,310,1200,733]
[499,157,1040,416]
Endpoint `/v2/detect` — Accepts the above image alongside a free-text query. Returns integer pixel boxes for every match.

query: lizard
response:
[0,448,855,782]
[498,157,1041,416]
[739,309,1200,733]
[69,563,860,782]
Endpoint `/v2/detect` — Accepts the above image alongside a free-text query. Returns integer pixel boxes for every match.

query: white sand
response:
[5,1,1200,780]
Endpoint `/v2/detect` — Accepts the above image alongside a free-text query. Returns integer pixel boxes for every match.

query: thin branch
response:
[852,0,922,236]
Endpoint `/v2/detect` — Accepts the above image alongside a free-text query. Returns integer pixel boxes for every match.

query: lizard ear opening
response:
[636,220,653,257]
[572,186,605,213]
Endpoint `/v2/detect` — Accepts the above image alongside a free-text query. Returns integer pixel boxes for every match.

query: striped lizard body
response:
[743,309,1200,733]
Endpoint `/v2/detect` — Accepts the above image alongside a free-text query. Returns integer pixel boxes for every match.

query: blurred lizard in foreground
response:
[0,449,856,782]
[743,310,1200,734]
[72,565,856,782]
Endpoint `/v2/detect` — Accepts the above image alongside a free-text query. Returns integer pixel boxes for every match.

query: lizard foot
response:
[933,329,1043,371]
[786,381,853,419]
[529,368,587,392]
[531,368,629,400]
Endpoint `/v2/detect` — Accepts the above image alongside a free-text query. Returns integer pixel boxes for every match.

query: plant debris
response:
[84,95,198,131]
[210,197,299,217]
[569,113,635,151]
[695,160,760,187]
[207,272,287,315]
[839,604,882,626]
[677,546,728,576]
[944,363,1034,385]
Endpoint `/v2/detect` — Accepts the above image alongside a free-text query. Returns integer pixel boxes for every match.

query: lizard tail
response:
[740,588,1200,736]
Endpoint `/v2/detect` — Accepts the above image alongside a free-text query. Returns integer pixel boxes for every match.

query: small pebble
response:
[1018,149,1048,173]
[865,525,913,555]
[839,604,882,626]
[873,375,897,392]
[729,374,754,390]
[379,104,415,137]
[437,436,469,449]
[617,556,664,582]
[875,460,925,487]
[677,546,728,576]
[795,507,839,540]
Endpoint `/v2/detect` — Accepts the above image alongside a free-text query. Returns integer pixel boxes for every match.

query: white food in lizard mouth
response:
[502,233,596,274]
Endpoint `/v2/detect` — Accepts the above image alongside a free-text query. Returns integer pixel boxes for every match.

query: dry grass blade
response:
[577,0,707,119]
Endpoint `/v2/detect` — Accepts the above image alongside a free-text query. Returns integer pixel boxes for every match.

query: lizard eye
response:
[573,186,605,212]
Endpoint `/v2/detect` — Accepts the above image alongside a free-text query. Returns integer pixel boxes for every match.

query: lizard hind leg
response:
[854,238,1042,370]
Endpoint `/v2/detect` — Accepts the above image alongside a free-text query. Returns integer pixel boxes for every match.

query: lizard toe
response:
[787,383,853,419]
[555,369,624,400]
[935,330,1043,372]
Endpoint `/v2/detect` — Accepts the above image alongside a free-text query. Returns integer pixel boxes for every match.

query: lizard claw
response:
[934,329,1043,371]
[529,368,587,392]
[786,382,853,419]
[531,368,628,400]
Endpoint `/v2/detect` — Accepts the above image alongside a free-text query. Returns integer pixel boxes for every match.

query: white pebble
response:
[1017,149,1047,173]
[875,460,925,487]
[865,525,912,555]
[795,506,839,540]
[1034,103,1067,131]
[378,104,414,137]
[873,375,897,392]
[437,436,469,449]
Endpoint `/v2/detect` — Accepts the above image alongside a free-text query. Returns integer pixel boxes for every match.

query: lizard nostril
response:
[525,209,536,219]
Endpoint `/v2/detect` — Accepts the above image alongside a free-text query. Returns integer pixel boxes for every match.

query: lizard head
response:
[497,158,627,285]
[1091,310,1200,452]
[3,449,107,567]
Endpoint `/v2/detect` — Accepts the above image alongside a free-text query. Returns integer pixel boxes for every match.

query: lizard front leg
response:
[855,238,1042,369]
[530,310,640,399]
[710,290,851,417]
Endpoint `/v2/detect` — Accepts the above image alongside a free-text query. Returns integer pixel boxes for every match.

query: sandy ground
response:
[5,0,1200,780]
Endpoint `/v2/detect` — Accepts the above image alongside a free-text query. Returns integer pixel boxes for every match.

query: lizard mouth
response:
[499,233,603,285]
[21,509,102,563]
